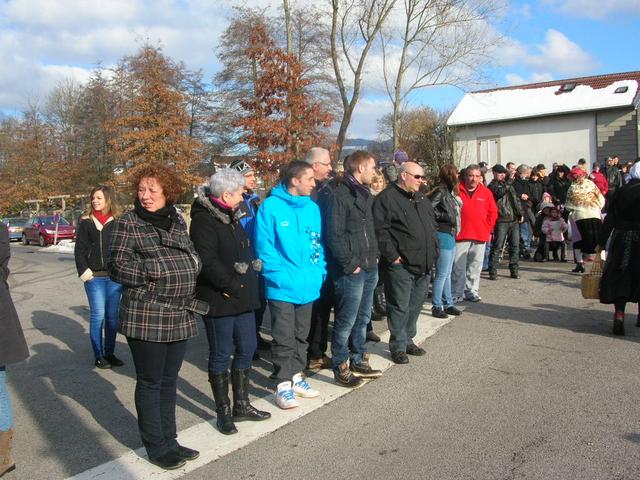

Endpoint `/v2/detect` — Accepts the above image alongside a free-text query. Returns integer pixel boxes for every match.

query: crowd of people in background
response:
[1,148,639,473]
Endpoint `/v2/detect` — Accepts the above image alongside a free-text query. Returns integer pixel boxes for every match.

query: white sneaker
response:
[275,381,299,409]
[292,373,319,398]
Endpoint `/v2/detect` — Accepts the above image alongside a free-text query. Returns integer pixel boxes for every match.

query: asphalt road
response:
[6,243,640,480]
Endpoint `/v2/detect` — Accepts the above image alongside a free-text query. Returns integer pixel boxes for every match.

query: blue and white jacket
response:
[254,182,325,305]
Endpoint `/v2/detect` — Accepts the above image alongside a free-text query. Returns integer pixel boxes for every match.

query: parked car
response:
[22,215,76,246]
[1,217,29,241]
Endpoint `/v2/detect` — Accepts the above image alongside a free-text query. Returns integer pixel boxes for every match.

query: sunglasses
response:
[405,172,426,180]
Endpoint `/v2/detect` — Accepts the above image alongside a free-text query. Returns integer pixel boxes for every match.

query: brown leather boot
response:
[0,429,15,478]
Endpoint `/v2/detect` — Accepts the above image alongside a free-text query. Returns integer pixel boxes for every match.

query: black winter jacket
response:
[605,166,623,196]
[190,188,260,318]
[488,180,522,223]
[550,175,571,205]
[528,178,544,212]
[325,180,378,275]
[428,184,457,234]
[74,215,116,280]
[373,183,439,276]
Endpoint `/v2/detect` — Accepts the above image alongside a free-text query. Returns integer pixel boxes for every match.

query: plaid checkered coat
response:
[108,209,208,343]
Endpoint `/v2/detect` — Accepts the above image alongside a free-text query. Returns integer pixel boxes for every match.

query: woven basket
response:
[581,256,604,299]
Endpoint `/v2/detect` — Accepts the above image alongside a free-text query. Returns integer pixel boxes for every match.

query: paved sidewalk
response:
[5,244,628,479]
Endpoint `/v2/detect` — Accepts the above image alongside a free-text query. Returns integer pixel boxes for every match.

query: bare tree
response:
[283,0,293,55]
[330,0,397,161]
[380,0,504,150]
[377,106,454,174]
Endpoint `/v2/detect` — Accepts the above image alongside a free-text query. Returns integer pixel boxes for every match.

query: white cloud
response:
[346,98,392,140]
[496,28,598,86]
[505,72,554,86]
[0,0,235,112]
[544,0,640,19]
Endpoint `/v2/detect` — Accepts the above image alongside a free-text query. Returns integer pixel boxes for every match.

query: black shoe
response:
[391,351,409,364]
[510,270,520,279]
[209,373,238,435]
[366,330,381,343]
[432,307,448,319]
[334,362,364,388]
[445,306,462,316]
[95,357,111,369]
[105,354,124,367]
[488,271,497,280]
[231,368,271,422]
[613,318,625,336]
[406,343,426,356]
[148,451,186,470]
[172,445,200,461]
[571,263,585,273]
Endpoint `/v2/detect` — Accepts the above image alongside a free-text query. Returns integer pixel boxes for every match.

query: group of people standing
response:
[1,148,638,475]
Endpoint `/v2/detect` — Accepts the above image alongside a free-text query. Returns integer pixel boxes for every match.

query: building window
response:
[614,86,629,94]
[559,82,577,92]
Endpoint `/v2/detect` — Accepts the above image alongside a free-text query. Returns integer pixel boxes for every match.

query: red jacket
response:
[456,182,498,243]
[590,171,608,196]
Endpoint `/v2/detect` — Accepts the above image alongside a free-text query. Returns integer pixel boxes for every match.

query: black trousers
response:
[306,273,334,360]
[127,337,188,459]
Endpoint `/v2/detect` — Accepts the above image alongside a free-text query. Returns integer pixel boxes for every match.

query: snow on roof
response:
[447,73,640,127]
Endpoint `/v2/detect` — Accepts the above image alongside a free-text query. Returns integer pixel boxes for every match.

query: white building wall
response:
[453,112,597,170]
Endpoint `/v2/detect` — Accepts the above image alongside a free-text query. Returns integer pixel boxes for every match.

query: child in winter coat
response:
[542,207,568,261]
[533,201,553,262]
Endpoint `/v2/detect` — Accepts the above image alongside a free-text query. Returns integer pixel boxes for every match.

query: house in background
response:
[447,71,640,170]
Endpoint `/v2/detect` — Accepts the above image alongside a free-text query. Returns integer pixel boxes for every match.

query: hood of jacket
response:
[270,182,313,209]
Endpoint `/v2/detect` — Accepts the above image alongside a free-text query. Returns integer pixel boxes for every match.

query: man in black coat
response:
[325,151,382,387]
[487,164,524,280]
[512,164,534,258]
[304,147,336,371]
[373,161,439,365]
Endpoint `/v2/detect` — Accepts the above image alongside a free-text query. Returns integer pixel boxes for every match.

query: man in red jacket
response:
[452,165,498,303]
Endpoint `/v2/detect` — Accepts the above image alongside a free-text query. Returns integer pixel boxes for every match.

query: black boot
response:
[209,373,238,435]
[373,285,386,318]
[231,368,271,422]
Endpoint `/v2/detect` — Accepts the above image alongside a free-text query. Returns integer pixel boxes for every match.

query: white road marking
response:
[67,313,450,480]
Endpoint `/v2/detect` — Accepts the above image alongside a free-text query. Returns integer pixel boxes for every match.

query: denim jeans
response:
[0,367,12,431]
[520,222,532,253]
[202,311,256,374]
[269,301,313,381]
[127,337,187,459]
[332,268,378,368]
[489,221,520,272]
[84,276,122,358]
[432,243,455,309]
[384,264,429,353]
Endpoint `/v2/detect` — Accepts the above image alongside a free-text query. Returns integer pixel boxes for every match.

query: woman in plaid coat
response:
[108,164,208,471]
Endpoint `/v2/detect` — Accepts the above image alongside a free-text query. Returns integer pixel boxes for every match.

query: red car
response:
[22,215,76,246]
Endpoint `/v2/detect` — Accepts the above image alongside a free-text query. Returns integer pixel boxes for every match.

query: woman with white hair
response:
[190,168,271,435]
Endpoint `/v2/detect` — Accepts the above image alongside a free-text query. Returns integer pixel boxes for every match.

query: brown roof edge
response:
[473,71,640,94]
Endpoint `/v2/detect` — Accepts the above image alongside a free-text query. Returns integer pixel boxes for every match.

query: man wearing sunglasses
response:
[373,161,438,365]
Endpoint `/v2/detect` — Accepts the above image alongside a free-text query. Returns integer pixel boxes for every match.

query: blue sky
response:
[0,0,638,139]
